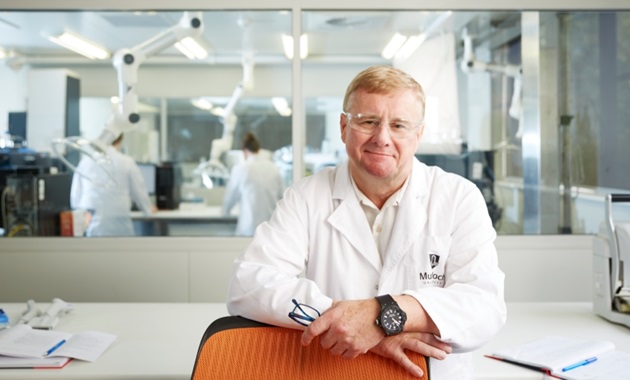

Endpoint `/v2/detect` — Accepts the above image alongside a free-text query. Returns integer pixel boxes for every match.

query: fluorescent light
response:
[48,31,110,60]
[0,48,6,60]
[382,33,408,59]
[281,35,293,59]
[210,107,225,116]
[299,34,308,59]
[175,37,209,60]
[394,34,427,60]
[391,11,453,61]
[272,97,292,117]
[191,98,213,111]
[281,34,308,60]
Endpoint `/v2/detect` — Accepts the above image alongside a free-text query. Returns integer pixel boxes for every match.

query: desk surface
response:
[0,302,628,379]
[0,303,227,380]
[131,204,236,221]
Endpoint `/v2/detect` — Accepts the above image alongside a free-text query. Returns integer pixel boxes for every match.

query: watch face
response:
[381,306,405,334]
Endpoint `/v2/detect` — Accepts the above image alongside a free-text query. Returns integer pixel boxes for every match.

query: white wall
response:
[0,65,27,134]
[0,235,594,303]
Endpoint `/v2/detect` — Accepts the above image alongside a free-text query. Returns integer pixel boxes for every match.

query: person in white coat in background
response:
[227,66,506,379]
[70,133,156,236]
[222,132,284,236]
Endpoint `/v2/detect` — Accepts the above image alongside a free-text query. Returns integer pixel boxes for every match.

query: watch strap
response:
[375,294,397,309]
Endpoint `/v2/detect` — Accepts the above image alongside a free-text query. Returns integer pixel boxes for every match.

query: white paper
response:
[0,325,116,362]
[50,330,117,362]
[558,350,630,380]
[492,335,615,372]
[0,325,69,358]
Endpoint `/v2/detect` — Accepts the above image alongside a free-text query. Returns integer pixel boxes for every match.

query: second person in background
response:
[223,132,284,236]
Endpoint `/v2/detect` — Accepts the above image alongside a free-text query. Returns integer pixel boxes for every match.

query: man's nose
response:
[372,123,394,140]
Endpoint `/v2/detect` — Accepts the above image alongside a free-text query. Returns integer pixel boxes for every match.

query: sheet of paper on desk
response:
[0,325,70,358]
[0,325,116,362]
[49,330,117,362]
[554,350,630,380]
[488,335,630,380]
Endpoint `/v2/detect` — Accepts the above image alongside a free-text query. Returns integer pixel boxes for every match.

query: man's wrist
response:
[375,294,407,336]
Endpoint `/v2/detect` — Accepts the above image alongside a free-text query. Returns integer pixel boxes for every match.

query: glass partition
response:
[1,8,630,237]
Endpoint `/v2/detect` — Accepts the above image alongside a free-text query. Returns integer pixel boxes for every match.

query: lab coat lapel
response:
[383,161,427,274]
[327,164,382,271]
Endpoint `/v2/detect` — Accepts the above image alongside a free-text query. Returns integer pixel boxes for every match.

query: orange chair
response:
[191,315,429,380]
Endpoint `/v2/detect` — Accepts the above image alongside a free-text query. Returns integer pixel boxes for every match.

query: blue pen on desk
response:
[45,339,66,356]
[561,357,597,372]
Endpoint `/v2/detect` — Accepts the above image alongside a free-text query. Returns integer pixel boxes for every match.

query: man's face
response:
[341,88,424,183]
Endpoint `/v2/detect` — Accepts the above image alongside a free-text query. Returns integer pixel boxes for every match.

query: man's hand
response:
[301,299,382,359]
[370,332,452,378]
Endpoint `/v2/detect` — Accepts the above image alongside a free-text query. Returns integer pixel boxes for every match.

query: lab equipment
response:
[28,298,75,330]
[2,172,72,237]
[155,162,181,210]
[16,298,75,330]
[17,299,40,325]
[51,11,205,186]
[0,139,53,230]
[593,194,630,328]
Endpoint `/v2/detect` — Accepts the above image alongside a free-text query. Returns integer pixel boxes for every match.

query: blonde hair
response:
[342,65,426,121]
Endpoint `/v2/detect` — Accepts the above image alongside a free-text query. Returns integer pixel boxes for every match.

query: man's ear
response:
[340,113,349,143]
[417,122,425,140]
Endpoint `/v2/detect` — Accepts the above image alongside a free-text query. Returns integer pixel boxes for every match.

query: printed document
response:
[0,324,116,366]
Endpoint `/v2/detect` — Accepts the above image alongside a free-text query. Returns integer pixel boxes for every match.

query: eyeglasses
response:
[288,299,320,326]
[343,112,421,139]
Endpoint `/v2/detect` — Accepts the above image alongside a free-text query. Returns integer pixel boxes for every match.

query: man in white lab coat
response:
[70,133,155,236]
[222,132,284,236]
[227,66,506,379]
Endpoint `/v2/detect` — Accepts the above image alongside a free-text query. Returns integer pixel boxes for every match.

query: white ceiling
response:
[0,10,517,67]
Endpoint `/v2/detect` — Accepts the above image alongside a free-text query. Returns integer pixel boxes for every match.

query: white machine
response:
[52,11,205,186]
[17,298,75,330]
[193,51,254,189]
[593,193,630,328]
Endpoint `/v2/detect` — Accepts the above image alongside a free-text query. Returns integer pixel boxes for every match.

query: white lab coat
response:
[223,153,284,236]
[70,146,153,236]
[228,158,506,380]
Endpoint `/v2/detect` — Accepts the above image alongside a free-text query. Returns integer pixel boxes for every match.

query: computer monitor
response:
[137,163,156,195]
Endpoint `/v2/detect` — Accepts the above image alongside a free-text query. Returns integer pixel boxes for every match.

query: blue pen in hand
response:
[45,339,66,356]
[561,357,597,372]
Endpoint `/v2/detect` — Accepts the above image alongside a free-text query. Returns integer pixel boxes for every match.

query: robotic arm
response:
[97,11,205,149]
[53,12,205,184]
[461,30,523,137]
[196,52,254,188]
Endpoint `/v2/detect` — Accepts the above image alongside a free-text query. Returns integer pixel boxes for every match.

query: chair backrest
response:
[191,315,429,380]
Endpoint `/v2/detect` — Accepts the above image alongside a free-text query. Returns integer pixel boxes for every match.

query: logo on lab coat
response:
[429,253,440,269]
[420,253,444,286]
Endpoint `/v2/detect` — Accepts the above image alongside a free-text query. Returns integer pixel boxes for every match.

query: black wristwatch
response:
[375,294,407,336]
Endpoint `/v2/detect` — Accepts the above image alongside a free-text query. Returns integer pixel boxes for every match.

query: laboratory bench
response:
[0,302,628,379]
[131,204,237,236]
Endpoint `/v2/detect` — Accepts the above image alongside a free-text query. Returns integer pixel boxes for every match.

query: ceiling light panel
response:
[48,30,110,60]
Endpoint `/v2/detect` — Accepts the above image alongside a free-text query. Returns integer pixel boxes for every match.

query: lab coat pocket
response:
[408,235,451,289]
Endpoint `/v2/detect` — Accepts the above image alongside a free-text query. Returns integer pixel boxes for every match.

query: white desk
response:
[473,303,630,379]
[0,302,628,379]
[131,205,237,236]
[0,303,227,380]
